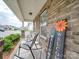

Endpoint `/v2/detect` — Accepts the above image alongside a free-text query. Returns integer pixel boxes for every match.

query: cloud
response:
[0,0,22,27]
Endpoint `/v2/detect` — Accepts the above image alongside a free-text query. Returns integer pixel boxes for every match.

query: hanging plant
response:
[55,20,68,32]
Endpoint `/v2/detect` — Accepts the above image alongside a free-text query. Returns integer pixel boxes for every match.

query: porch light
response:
[29,12,32,15]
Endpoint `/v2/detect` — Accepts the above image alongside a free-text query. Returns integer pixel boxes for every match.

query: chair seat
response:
[19,40,32,50]
[20,40,41,50]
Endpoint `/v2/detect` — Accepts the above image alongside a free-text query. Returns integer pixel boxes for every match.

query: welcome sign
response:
[52,31,66,59]
[46,19,68,59]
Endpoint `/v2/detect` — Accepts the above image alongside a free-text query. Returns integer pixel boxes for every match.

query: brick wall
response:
[47,0,79,59]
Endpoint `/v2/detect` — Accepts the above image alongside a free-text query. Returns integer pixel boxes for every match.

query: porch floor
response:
[9,34,46,59]
[14,47,46,59]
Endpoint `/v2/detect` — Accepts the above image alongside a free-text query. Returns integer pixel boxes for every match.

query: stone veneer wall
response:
[33,16,40,33]
[47,0,79,59]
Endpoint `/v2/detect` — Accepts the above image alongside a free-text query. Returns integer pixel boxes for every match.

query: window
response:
[40,10,48,37]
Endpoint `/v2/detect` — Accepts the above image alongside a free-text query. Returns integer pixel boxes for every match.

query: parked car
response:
[0,28,5,32]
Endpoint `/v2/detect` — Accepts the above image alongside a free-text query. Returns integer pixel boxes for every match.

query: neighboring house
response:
[0,25,5,32]
[0,25,19,31]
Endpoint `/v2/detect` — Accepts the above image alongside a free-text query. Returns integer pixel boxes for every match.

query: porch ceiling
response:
[3,0,47,21]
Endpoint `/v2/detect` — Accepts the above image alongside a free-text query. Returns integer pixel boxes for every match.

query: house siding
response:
[47,0,79,59]
[33,0,79,59]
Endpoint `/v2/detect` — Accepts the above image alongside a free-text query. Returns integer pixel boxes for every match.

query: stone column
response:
[34,16,40,43]
[33,20,36,32]
[35,17,40,33]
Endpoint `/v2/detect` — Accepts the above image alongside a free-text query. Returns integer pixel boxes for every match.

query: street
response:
[0,30,21,38]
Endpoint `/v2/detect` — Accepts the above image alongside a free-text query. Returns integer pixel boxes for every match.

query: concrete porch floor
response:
[9,37,46,59]
[14,47,46,59]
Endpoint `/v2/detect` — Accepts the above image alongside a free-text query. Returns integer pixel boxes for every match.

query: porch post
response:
[21,21,25,38]
[33,16,40,42]
[33,20,36,32]
[34,16,40,33]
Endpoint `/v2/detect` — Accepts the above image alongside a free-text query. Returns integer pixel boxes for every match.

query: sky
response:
[0,0,32,28]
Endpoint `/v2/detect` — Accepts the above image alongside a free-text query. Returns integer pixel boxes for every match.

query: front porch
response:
[2,0,79,59]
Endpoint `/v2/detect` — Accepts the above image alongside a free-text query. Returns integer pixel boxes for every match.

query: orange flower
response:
[55,20,67,32]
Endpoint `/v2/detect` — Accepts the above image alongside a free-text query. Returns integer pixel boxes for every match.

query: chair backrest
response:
[30,32,39,47]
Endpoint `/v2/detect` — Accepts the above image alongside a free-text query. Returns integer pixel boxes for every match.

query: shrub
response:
[4,36,13,42]
[3,41,13,51]
[3,33,20,51]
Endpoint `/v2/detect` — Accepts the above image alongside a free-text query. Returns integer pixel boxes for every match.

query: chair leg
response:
[35,44,38,49]
[29,47,35,59]
[40,49,42,59]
